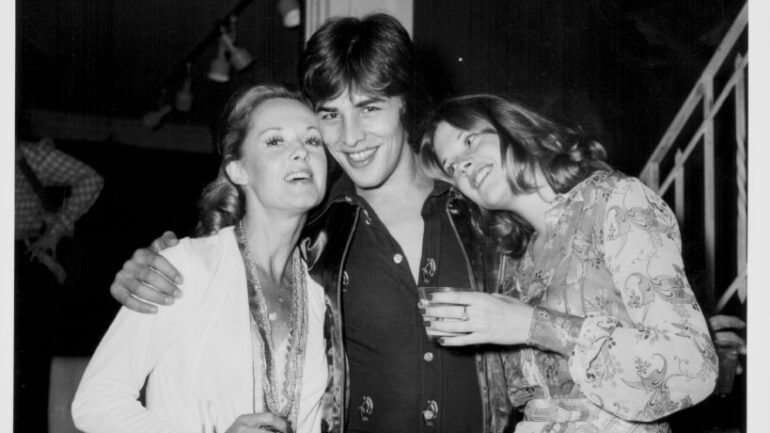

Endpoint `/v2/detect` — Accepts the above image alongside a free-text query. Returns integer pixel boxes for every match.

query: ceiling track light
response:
[277,0,300,28]
[175,63,194,112]
[207,37,231,82]
[145,0,300,130]
[207,16,253,82]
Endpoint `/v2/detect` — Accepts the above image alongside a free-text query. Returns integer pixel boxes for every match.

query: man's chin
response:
[348,171,389,191]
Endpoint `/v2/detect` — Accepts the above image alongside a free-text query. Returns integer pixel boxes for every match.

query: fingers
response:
[133,247,184,286]
[421,300,472,339]
[425,328,467,338]
[52,266,67,284]
[429,291,480,305]
[422,303,468,321]
[714,331,747,355]
[111,286,159,314]
[709,314,746,331]
[128,279,176,305]
[151,231,180,253]
[138,267,181,296]
[129,254,181,296]
[429,319,505,346]
[231,412,289,432]
[109,273,158,313]
[435,332,481,347]
[109,248,184,312]
[26,241,52,259]
[121,256,177,299]
[26,247,45,262]
[428,292,520,309]
[426,316,471,335]
[128,248,182,296]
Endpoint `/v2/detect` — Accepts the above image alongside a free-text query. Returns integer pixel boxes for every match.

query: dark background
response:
[15,0,748,431]
[18,0,747,173]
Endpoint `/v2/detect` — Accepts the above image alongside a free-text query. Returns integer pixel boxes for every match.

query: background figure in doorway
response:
[15,133,104,433]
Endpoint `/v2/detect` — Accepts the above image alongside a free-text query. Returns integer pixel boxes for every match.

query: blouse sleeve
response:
[564,177,717,422]
[71,241,200,433]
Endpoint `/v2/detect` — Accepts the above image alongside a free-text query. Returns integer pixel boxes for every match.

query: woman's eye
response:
[265,137,284,147]
[305,136,323,147]
[362,106,380,114]
[464,134,475,147]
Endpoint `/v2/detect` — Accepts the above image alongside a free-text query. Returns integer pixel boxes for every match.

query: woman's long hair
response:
[420,94,611,257]
[195,83,310,237]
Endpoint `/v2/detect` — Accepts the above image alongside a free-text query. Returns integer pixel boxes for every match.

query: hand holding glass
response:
[418,286,471,338]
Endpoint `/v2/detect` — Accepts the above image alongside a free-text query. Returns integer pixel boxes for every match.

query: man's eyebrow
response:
[315,96,386,112]
[354,97,385,108]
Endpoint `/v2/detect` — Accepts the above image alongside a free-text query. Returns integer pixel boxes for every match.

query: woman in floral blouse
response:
[418,94,717,433]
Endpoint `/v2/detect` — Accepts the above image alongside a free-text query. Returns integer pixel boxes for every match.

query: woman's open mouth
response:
[470,165,492,190]
[284,169,314,183]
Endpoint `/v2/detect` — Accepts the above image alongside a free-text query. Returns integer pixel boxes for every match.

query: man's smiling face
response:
[315,90,409,190]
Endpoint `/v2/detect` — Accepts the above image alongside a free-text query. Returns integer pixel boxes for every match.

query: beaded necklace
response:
[235,221,308,428]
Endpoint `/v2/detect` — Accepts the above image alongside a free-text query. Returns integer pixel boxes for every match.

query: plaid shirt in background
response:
[15,138,104,241]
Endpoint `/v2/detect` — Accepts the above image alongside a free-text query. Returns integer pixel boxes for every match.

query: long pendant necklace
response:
[235,221,308,428]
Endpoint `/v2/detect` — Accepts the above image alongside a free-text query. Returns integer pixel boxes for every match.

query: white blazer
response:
[72,226,328,433]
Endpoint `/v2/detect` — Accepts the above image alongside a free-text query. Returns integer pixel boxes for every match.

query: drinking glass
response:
[418,286,471,338]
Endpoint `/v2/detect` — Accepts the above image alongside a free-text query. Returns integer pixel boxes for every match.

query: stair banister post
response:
[702,78,716,311]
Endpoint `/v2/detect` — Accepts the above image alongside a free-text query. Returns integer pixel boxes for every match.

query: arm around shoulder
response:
[110,231,183,314]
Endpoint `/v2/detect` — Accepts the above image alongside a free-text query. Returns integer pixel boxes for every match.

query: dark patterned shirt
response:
[341,180,483,433]
[15,138,103,240]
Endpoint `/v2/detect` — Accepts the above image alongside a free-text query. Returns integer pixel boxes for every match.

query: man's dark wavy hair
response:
[300,13,430,151]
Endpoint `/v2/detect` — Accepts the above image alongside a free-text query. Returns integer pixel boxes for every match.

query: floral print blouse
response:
[497,171,717,433]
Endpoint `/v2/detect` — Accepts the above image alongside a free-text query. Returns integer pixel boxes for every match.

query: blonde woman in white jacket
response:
[72,84,330,433]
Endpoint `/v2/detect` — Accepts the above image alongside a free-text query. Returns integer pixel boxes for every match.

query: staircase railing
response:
[638,2,748,313]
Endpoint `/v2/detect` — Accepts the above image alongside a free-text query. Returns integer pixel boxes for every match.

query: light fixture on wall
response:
[143,104,173,129]
[175,63,194,111]
[226,16,253,71]
[221,33,253,71]
[207,16,253,82]
[277,0,300,28]
[145,3,267,131]
[207,36,231,82]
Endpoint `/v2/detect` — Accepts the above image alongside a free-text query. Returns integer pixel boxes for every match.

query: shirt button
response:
[423,352,434,362]
[393,254,403,264]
